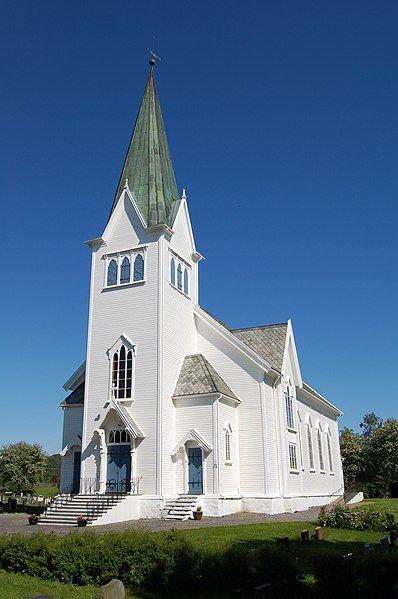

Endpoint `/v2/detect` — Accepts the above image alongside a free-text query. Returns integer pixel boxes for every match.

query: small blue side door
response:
[106,445,131,493]
[188,447,203,494]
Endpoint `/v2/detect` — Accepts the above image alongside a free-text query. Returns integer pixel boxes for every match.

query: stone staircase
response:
[39,494,127,527]
[162,494,198,521]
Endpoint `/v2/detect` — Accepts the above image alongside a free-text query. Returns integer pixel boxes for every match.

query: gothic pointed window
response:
[134,254,144,281]
[177,263,182,290]
[317,428,325,471]
[111,343,133,399]
[183,268,189,295]
[170,257,176,286]
[107,259,118,286]
[307,422,314,470]
[327,433,334,473]
[120,256,130,284]
[285,388,294,429]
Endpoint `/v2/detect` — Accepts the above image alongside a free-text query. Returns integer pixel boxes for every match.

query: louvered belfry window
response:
[112,344,133,399]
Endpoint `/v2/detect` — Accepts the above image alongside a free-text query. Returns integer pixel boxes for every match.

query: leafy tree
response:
[0,442,48,493]
[339,428,364,489]
[365,419,398,497]
[359,412,383,438]
[44,453,61,485]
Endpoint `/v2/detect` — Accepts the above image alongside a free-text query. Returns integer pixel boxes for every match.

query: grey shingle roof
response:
[231,324,288,371]
[173,354,239,401]
[64,381,85,405]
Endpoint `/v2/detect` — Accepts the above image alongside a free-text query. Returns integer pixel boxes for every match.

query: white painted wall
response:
[60,405,83,490]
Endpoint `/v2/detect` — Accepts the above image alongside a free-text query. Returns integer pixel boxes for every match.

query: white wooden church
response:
[55,58,344,525]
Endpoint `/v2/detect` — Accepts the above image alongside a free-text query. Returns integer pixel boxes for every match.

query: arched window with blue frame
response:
[107,259,118,286]
[133,254,144,281]
[177,263,182,290]
[170,257,176,286]
[183,268,189,295]
[120,256,130,284]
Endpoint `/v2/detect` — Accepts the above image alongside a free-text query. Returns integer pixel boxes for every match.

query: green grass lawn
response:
[33,482,59,498]
[0,570,99,599]
[359,498,398,517]
[178,519,384,551]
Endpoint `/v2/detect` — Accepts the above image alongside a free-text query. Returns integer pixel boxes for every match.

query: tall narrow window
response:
[170,257,176,285]
[126,350,132,398]
[289,443,298,471]
[120,256,130,284]
[225,431,231,462]
[177,263,182,290]
[111,344,133,399]
[112,352,118,397]
[327,433,333,472]
[107,259,118,286]
[183,268,189,295]
[285,388,294,429]
[298,418,304,469]
[118,345,126,398]
[133,254,144,281]
[307,424,314,470]
[317,429,324,471]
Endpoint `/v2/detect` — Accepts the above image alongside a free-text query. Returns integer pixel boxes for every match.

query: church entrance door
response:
[72,451,81,494]
[106,445,131,493]
[188,447,203,494]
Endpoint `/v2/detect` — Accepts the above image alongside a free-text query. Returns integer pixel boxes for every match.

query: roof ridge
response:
[231,322,287,332]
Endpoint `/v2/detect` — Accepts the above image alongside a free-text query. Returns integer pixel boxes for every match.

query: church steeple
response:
[110,57,180,228]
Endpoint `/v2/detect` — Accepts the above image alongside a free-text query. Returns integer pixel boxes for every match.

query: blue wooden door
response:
[188,447,203,494]
[106,445,131,493]
[72,451,81,494]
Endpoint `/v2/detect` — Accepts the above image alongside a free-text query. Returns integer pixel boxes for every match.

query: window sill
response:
[309,469,316,473]
[286,427,297,434]
[225,461,233,466]
[329,472,335,476]
[320,470,326,474]
[290,469,300,475]
[103,280,145,291]
[170,282,190,299]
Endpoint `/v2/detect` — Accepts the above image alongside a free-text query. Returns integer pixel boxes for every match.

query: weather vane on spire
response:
[148,35,161,65]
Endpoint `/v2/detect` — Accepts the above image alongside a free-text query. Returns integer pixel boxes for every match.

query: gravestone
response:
[254,582,272,597]
[390,530,397,548]
[380,535,389,551]
[276,536,289,548]
[315,526,324,541]
[99,579,125,599]
[301,530,310,543]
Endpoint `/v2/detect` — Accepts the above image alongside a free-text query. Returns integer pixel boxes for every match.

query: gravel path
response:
[0,506,321,536]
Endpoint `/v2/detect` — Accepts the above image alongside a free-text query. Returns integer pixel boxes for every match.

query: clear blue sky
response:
[1,1,397,454]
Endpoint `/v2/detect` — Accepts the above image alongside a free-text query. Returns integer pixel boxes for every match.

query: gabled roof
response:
[231,324,288,372]
[173,354,239,401]
[63,381,85,405]
[110,61,180,228]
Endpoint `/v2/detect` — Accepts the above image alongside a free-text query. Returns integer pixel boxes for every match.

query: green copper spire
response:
[110,59,180,228]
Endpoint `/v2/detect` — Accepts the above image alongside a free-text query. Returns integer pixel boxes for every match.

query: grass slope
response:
[0,570,98,599]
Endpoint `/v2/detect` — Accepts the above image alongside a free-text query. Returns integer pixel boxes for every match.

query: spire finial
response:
[148,36,161,66]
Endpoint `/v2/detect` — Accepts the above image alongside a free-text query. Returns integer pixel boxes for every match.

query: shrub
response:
[318,505,396,531]
[0,530,300,594]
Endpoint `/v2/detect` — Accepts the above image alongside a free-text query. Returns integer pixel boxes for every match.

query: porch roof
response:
[173,354,239,402]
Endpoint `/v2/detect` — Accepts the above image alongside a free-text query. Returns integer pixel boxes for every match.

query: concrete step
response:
[164,514,189,521]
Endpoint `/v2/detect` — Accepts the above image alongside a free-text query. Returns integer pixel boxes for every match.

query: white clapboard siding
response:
[60,406,84,489]
[196,317,265,495]
[218,400,239,494]
[82,198,161,495]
